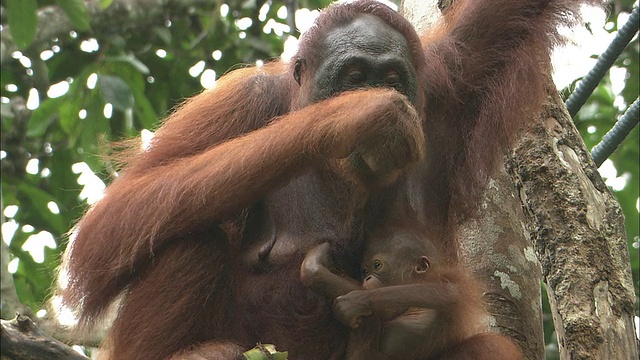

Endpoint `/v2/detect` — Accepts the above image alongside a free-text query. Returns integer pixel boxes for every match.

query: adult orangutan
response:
[58,0,599,359]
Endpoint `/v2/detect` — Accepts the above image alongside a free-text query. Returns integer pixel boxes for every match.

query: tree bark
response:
[1,315,89,360]
[458,166,545,360]
[511,89,638,360]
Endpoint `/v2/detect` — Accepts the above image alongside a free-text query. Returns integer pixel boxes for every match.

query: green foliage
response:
[99,0,113,9]
[55,0,91,31]
[244,344,289,360]
[6,0,38,49]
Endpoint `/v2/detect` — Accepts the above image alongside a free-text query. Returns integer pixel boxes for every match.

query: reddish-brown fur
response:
[58,1,601,359]
[303,226,524,360]
[344,266,523,360]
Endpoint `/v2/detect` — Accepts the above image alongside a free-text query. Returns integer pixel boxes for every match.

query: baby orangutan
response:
[301,227,523,360]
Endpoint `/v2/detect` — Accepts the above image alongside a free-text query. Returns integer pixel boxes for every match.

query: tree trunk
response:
[402,1,638,359]
[510,89,638,359]
[458,166,545,360]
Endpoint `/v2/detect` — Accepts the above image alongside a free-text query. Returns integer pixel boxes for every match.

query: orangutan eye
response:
[373,260,382,270]
[345,67,366,85]
[385,71,401,87]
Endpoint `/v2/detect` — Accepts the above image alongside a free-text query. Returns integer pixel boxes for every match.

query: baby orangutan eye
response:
[373,260,382,270]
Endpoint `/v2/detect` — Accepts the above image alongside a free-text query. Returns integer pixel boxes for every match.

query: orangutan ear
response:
[416,256,431,274]
[293,58,305,85]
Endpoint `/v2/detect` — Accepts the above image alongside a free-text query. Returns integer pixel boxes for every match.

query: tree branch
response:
[1,315,89,360]
[511,87,638,360]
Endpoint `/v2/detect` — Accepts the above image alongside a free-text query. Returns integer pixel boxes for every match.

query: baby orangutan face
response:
[361,231,433,290]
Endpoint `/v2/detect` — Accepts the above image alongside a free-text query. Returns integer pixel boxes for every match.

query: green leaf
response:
[0,182,19,206]
[80,94,110,173]
[49,149,85,215]
[12,246,55,310]
[27,96,67,137]
[6,0,38,49]
[107,54,150,75]
[58,83,85,135]
[102,61,157,129]
[99,0,114,9]
[133,91,158,129]
[16,183,67,234]
[55,0,91,31]
[154,27,172,45]
[98,75,134,111]
[243,345,288,360]
[55,66,96,136]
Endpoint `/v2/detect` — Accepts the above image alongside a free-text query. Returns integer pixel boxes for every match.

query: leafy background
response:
[1,0,638,357]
